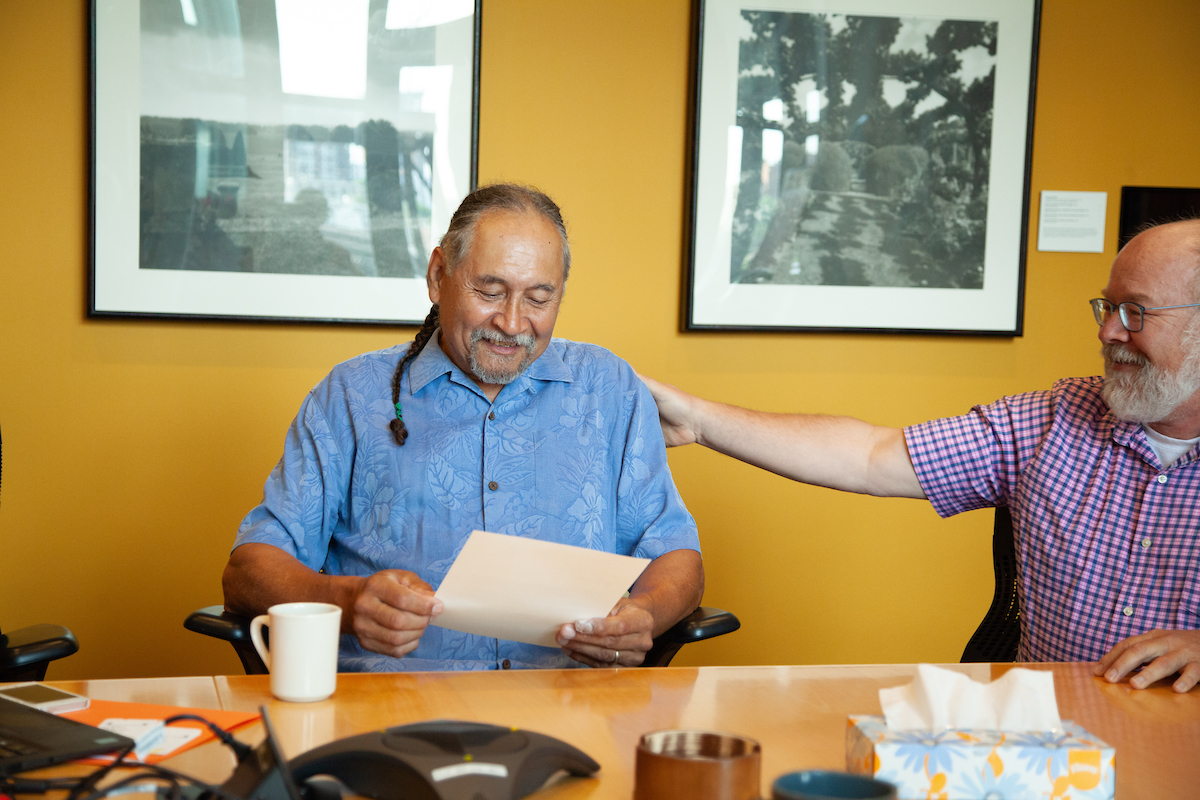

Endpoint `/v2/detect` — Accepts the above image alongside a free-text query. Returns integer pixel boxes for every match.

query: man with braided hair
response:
[224,184,704,671]
[644,219,1200,693]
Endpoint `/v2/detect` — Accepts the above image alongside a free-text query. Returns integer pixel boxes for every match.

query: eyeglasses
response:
[1090,298,1200,332]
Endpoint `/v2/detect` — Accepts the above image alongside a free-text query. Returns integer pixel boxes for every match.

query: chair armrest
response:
[185,606,268,674]
[642,607,740,668]
[184,605,253,642]
[656,606,741,644]
[0,624,80,681]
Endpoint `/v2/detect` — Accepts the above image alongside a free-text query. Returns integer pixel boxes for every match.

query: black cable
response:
[61,754,246,800]
[4,712,253,800]
[162,716,253,762]
[72,770,177,800]
[138,764,244,800]
[65,740,136,800]
[0,777,83,794]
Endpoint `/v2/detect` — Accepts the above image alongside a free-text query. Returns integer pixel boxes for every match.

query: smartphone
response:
[0,682,90,713]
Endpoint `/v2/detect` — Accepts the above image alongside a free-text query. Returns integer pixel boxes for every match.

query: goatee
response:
[468,328,537,385]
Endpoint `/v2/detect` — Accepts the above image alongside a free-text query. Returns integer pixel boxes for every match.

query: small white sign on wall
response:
[1037,191,1108,253]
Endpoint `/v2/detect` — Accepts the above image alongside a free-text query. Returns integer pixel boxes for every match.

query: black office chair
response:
[0,624,80,682]
[0,422,80,682]
[960,506,1021,662]
[186,604,740,673]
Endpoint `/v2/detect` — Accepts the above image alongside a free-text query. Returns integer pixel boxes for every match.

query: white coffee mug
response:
[249,602,342,702]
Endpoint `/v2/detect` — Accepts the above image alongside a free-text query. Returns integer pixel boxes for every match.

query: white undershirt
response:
[1141,424,1200,468]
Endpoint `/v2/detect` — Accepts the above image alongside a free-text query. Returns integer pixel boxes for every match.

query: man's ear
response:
[427,247,448,304]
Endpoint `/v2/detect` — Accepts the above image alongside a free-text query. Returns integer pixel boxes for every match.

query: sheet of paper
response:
[91,724,201,763]
[1037,190,1107,252]
[148,726,203,758]
[433,530,651,648]
[98,719,164,761]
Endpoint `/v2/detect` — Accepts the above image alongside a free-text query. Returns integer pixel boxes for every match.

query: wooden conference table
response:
[24,663,1200,799]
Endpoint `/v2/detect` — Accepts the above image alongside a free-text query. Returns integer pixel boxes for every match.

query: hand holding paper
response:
[556,598,655,668]
[348,569,443,659]
[433,531,650,651]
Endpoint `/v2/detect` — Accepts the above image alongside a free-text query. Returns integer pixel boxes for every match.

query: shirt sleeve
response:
[232,384,350,571]
[613,366,702,560]
[904,389,1055,519]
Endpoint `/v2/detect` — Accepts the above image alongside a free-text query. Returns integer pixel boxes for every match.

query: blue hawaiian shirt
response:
[233,335,701,672]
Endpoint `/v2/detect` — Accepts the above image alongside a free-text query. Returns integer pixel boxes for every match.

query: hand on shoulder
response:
[636,372,701,447]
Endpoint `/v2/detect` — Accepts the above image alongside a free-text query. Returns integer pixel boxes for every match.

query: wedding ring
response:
[613,650,620,664]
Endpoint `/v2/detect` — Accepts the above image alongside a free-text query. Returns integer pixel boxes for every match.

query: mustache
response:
[471,328,535,349]
[1102,343,1150,368]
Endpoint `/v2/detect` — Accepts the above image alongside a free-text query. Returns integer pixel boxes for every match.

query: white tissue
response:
[878,664,1062,732]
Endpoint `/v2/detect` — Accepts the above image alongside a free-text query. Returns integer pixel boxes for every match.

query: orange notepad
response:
[61,700,260,764]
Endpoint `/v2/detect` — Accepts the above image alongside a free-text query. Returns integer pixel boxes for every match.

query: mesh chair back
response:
[960,506,1021,662]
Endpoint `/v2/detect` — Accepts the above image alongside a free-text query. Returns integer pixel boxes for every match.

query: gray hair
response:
[439,183,571,280]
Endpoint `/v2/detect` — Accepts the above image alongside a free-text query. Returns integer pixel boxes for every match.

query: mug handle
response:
[249,615,272,671]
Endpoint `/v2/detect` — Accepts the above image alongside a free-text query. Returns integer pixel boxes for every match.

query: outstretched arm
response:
[1095,629,1200,692]
[223,543,443,659]
[556,548,704,667]
[640,373,925,499]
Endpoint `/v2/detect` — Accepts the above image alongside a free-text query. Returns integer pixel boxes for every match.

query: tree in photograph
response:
[732,10,997,288]
[894,21,997,287]
[899,20,997,203]
[731,12,831,281]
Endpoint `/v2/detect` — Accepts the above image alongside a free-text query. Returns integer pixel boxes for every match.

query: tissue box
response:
[846,715,1114,800]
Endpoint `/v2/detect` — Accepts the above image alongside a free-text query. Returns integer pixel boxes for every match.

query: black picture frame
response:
[89,0,481,325]
[1118,186,1200,250]
[684,0,1041,335]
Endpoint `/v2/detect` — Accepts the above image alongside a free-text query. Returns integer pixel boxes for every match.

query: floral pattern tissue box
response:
[846,715,1114,800]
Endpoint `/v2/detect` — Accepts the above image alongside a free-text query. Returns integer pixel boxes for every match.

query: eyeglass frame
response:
[1090,298,1200,332]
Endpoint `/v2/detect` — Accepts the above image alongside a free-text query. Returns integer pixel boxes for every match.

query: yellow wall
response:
[1,0,1198,678]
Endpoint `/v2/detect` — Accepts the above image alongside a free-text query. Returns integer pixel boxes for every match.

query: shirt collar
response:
[1106,410,1200,468]
[1109,415,1155,460]
[406,332,572,397]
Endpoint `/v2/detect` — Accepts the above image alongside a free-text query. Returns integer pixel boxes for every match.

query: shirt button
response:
[501,659,511,669]
[1141,538,1152,548]
[1157,474,1168,483]
[488,481,498,491]
[488,412,495,421]
[1123,606,1134,616]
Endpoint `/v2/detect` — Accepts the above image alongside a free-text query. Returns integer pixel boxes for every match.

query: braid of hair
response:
[389,304,440,446]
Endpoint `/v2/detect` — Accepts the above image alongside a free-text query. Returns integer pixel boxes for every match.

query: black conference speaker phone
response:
[289,720,599,800]
[177,714,598,800]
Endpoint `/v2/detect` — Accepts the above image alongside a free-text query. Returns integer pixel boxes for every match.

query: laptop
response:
[0,696,135,775]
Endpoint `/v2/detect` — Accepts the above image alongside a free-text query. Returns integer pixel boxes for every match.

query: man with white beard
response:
[643,219,1200,692]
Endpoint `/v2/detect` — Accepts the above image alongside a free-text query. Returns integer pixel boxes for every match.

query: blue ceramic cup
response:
[772,770,897,800]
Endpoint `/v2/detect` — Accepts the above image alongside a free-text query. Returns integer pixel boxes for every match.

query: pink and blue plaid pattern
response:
[906,376,1200,662]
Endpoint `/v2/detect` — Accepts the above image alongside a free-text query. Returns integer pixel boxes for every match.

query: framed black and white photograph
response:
[90,0,479,324]
[685,0,1040,334]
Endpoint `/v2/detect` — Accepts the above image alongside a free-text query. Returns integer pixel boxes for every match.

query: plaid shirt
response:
[905,376,1200,662]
